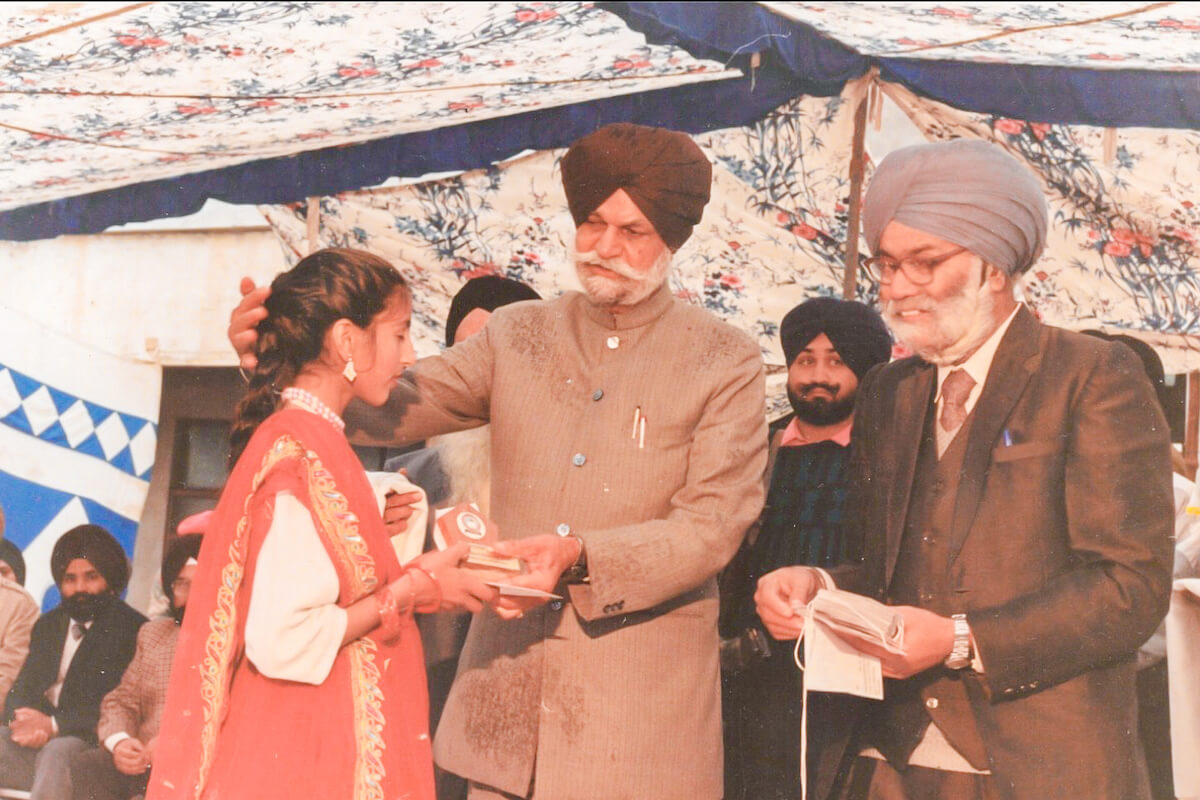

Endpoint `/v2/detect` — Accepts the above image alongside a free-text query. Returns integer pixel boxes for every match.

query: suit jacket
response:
[351,285,768,799]
[0,579,38,707]
[4,596,146,743]
[817,307,1174,800]
[97,616,178,745]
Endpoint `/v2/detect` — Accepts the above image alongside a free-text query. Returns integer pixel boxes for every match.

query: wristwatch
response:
[944,613,972,670]
[562,534,589,583]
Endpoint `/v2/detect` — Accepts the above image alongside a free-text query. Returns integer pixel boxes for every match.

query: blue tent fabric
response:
[610,2,1200,129]
[597,1,869,97]
[880,59,1200,130]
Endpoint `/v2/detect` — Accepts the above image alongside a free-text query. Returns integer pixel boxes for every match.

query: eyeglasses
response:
[862,246,969,285]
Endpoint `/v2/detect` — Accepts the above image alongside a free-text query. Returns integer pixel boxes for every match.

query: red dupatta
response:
[148,409,433,800]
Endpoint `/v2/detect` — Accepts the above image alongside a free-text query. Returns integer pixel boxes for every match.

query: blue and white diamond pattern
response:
[0,363,156,480]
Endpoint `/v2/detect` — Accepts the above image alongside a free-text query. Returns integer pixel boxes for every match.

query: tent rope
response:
[0,3,155,50]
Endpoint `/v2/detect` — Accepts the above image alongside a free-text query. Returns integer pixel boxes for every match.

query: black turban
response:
[50,524,129,594]
[0,540,26,586]
[445,275,541,347]
[780,297,893,380]
[162,533,203,596]
[561,122,712,250]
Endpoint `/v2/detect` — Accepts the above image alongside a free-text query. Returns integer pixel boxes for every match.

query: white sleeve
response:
[245,491,349,684]
[364,471,428,564]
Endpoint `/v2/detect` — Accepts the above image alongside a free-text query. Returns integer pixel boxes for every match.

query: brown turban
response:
[561,123,712,250]
[863,139,1048,275]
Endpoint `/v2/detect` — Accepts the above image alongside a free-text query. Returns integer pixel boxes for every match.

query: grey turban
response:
[863,139,1048,275]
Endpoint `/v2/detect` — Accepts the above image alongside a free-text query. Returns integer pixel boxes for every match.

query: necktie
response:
[70,621,85,641]
[939,368,976,433]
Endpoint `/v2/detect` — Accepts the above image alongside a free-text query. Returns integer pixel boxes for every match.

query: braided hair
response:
[229,248,409,465]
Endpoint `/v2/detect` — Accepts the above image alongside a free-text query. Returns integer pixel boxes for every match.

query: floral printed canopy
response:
[0,2,738,220]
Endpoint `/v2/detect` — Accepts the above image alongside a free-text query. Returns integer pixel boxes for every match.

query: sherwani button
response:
[925,697,939,709]
[556,523,571,537]
[592,389,604,401]
[572,453,587,467]
[606,336,620,349]
[549,600,564,611]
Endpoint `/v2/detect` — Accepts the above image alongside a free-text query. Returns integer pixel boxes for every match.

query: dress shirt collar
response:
[780,416,853,448]
[935,302,1022,414]
[578,282,675,331]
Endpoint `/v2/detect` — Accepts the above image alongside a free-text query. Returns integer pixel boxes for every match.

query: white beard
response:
[883,273,998,367]
[430,426,492,515]
[573,246,671,307]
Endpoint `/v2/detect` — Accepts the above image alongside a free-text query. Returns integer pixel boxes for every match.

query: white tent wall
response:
[0,228,286,366]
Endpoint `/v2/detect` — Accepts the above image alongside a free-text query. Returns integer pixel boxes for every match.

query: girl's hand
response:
[406,544,500,613]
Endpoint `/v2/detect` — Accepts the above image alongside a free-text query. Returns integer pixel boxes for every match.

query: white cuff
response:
[969,629,985,673]
[812,568,835,591]
[104,731,131,753]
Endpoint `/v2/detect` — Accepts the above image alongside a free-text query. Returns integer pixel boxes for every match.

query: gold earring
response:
[342,356,357,383]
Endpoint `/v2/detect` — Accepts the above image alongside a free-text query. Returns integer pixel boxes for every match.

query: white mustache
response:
[883,298,936,317]
[573,250,641,280]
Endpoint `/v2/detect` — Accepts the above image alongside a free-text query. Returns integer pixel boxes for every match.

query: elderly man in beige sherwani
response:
[230,123,767,800]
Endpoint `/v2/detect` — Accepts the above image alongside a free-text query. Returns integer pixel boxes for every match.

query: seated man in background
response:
[69,532,203,800]
[0,525,146,800]
[0,536,39,706]
[720,296,891,800]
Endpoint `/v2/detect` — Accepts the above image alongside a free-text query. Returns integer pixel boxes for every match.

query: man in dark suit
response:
[756,139,1173,800]
[0,525,146,799]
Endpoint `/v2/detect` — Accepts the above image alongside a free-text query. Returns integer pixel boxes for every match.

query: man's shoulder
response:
[0,579,36,612]
[871,354,931,386]
[666,299,761,360]
[489,293,567,325]
[99,599,148,634]
[137,617,179,649]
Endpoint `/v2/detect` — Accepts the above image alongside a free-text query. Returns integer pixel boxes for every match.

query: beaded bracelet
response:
[407,565,443,613]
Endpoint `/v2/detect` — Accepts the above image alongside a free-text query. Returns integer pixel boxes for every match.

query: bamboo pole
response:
[1186,371,1199,479]
[842,92,870,300]
[306,196,320,254]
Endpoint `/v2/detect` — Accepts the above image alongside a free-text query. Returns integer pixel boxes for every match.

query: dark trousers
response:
[722,651,805,800]
[833,756,1001,800]
[68,746,148,800]
[1136,661,1174,800]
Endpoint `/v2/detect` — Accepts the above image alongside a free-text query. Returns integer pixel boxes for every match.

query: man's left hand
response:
[840,605,955,680]
[382,489,423,537]
[9,708,53,748]
[490,535,579,618]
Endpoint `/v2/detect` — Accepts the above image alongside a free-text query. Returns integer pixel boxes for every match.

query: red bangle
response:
[407,566,443,613]
[375,585,405,638]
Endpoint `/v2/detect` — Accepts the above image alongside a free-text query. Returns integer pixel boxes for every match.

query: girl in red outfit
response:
[150,248,496,800]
